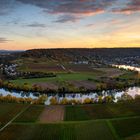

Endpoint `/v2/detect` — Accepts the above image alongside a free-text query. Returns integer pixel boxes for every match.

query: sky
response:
[0,0,140,50]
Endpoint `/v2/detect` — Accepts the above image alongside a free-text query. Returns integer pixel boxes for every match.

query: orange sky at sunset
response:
[0,0,140,50]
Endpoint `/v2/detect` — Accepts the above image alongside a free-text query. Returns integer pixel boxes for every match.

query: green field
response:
[0,102,140,140]
[65,106,91,121]
[10,72,99,86]
[14,105,44,122]
[65,102,140,121]
[111,117,140,138]
[0,121,116,140]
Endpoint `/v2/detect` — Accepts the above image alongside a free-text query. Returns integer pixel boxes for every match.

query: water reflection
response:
[112,64,140,73]
[0,87,140,105]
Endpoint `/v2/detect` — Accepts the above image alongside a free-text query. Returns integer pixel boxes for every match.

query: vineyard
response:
[0,102,140,140]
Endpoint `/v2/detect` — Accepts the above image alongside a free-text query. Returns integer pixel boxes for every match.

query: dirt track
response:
[39,106,64,123]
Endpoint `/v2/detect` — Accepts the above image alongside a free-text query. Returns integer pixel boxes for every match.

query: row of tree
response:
[49,94,140,105]
[50,95,114,105]
[0,94,47,105]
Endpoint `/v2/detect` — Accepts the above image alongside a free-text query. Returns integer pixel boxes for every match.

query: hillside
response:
[21,48,140,61]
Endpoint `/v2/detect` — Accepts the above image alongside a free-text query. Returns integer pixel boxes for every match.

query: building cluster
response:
[1,64,18,77]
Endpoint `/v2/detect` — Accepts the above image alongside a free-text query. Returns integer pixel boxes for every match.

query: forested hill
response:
[21,48,140,61]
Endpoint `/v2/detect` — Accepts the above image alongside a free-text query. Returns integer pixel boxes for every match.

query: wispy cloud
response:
[17,0,116,15]
[54,14,81,23]
[112,0,140,14]
[0,0,17,16]
[17,0,117,22]
[86,19,121,29]
[25,23,47,28]
[0,37,10,43]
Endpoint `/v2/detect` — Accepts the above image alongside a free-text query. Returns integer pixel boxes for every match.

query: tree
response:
[96,83,107,91]
[83,98,93,104]
[37,95,47,104]
[98,96,103,103]
[118,92,133,102]
[50,97,58,105]
[79,86,86,92]
[32,84,42,92]
[60,98,69,105]
[23,83,30,92]
[104,96,113,103]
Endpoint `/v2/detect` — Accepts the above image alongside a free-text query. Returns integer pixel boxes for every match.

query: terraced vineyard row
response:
[0,102,140,140]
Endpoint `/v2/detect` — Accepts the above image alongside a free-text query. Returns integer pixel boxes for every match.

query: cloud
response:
[17,0,116,15]
[112,0,140,14]
[54,14,81,23]
[0,37,10,43]
[86,23,95,28]
[109,19,121,24]
[86,19,121,28]
[0,0,118,23]
[0,0,17,15]
[25,23,47,28]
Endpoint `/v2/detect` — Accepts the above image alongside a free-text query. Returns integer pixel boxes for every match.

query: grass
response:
[65,102,140,121]
[14,105,44,122]
[125,133,140,140]
[75,121,115,140]
[10,72,98,86]
[0,121,116,140]
[111,117,140,138]
[82,102,140,120]
[64,106,91,121]
[119,71,138,80]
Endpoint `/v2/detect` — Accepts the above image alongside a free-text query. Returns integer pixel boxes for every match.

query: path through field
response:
[39,105,64,123]
[0,105,30,132]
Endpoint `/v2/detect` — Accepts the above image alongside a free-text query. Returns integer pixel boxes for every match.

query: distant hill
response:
[0,50,24,54]
[21,48,140,61]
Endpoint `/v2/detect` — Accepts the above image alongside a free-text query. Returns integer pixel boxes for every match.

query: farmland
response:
[1,48,139,94]
[10,59,131,92]
[0,103,27,128]
[111,117,140,138]
[39,106,64,123]
[0,48,140,140]
[0,48,139,93]
[0,122,115,140]
[0,101,140,140]
[64,102,140,121]
[14,105,44,122]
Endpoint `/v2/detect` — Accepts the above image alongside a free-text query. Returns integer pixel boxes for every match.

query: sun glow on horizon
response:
[0,0,140,50]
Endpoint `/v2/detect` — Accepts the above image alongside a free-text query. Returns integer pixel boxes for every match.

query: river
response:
[112,64,140,73]
[0,87,140,105]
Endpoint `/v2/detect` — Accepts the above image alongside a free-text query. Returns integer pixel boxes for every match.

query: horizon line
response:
[1,47,140,51]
